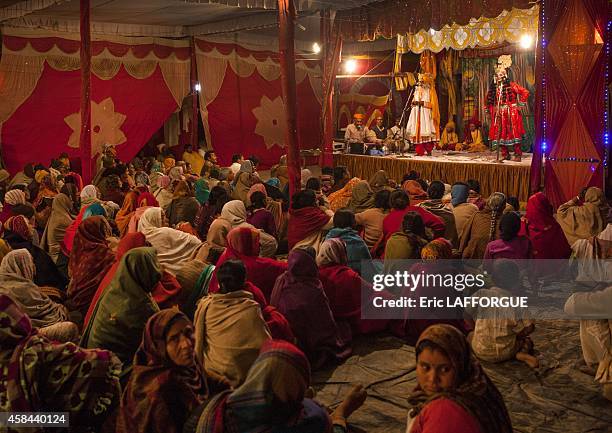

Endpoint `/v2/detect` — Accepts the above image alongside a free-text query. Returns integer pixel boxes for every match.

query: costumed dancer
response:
[406,73,438,156]
[486,55,529,162]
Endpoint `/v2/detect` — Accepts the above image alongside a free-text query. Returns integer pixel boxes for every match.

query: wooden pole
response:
[79,0,92,183]
[190,37,199,153]
[278,0,301,199]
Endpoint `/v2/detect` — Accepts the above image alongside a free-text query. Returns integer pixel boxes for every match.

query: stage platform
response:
[334,151,532,202]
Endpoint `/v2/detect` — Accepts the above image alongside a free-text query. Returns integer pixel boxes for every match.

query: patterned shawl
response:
[328,177,360,212]
[0,249,68,328]
[0,295,121,427]
[66,216,115,318]
[116,309,208,433]
[195,340,331,433]
[408,324,513,433]
[80,247,161,377]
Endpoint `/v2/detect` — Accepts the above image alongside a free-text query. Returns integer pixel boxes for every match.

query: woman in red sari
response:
[287,189,332,251]
[66,216,115,321]
[209,226,287,300]
[316,238,388,335]
[521,192,571,259]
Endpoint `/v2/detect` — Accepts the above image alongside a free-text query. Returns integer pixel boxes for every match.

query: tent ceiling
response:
[2,0,380,27]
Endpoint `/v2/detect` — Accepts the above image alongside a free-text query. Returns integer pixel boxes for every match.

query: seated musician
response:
[460,118,487,152]
[438,121,460,150]
[344,113,369,145]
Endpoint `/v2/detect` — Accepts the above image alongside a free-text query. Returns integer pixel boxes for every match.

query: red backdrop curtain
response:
[0,31,190,175]
[195,39,322,168]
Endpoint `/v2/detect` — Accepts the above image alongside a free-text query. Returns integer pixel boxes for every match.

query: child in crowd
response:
[466,259,539,368]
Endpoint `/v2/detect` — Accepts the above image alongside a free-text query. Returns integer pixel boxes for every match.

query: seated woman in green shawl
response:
[81,247,162,380]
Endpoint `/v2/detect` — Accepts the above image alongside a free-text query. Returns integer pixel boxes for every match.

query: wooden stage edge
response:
[333,153,532,203]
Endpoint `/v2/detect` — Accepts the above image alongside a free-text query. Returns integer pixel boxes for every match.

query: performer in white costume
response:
[406,73,438,155]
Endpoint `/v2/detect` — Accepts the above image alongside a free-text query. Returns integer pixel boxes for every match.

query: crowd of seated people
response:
[0,145,609,433]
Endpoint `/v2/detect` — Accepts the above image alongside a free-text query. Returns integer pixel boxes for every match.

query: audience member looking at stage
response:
[384,211,429,260]
[459,192,507,260]
[556,186,609,246]
[418,181,459,247]
[355,189,390,249]
[484,211,531,260]
[325,208,373,275]
[383,190,445,239]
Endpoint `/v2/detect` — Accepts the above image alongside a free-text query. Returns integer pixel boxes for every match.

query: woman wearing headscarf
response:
[0,188,27,223]
[287,189,333,252]
[247,189,277,238]
[40,192,75,263]
[459,192,507,260]
[271,247,352,370]
[0,250,77,341]
[115,191,139,237]
[138,207,202,275]
[4,215,68,290]
[521,192,571,259]
[194,178,210,205]
[194,185,229,240]
[0,295,121,427]
[450,183,479,242]
[402,180,429,205]
[328,177,360,212]
[231,160,257,203]
[207,200,277,257]
[194,259,271,388]
[98,173,125,205]
[116,309,208,433]
[166,180,200,226]
[154,175,174,210]
[32,171,58,230]
[209,227,287,300]
[272,154,290,191]
[368,170,392,193]
[355,189,391,249]
[347,180,375,214]
[317,238,388,335]
[557,186,609,246]
[66,216,115,319]
[81,247,162,378]
[187,339,367,433]
[406,324,512,433]
[401,240,472,345]
[418,180,459,248]
[385,211,430,261]
[163,156,176,173]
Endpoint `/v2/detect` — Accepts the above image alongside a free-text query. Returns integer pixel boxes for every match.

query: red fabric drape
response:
[2,65,177,175]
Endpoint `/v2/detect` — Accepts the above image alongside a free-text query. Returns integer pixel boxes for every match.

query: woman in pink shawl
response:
[208,227,287,301]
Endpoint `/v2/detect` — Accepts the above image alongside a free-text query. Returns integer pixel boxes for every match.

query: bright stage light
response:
[194,82,201,92]
[344,59,357,74]
[312,42,321,54]
[520,34,533,49]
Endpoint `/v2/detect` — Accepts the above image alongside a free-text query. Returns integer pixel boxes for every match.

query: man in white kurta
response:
[406,74,437,155]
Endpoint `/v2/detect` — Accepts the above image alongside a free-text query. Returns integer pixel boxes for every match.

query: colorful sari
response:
[66,216,115,319]
[271,248,352,370]
[0,295,121,428]
[116,309,208,433]
[328,177,360,212]
[80,247,162,377]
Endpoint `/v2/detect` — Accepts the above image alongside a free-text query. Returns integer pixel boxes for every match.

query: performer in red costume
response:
[485,55,529,162]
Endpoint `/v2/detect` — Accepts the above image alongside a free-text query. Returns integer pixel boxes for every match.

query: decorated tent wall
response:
[531,0,606,208]
[195,39,322,168]
[0,29,190,175]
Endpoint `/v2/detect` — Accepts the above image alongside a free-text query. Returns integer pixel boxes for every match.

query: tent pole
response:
[278,0,301,200]
[79,0,92,184]
[190,37,199,154]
